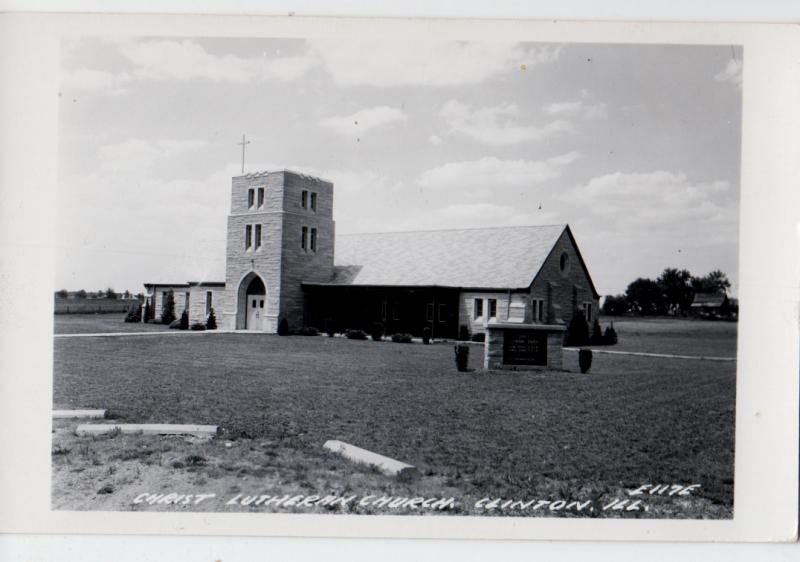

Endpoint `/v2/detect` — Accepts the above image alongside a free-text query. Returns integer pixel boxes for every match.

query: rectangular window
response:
[245,224,252,250]
[301,190,308,209]
[206,291,212,315]
[426,303,434,322]
[257,187,264,207]
[583,302,593,323]
[474,298,483,319]
[532,298,545,322]
[382,301,388,320]
[310,228,317,252]
[255,224,262,250]
[247,188,255,208]
[438,304,447,322]
[185,292,190,310]
[393,302,401,321]
[310,192,317,211]
[301,226,308,250]
[488,298,497,319]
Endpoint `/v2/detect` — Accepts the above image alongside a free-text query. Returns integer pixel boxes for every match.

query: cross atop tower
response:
[237,134,251,174]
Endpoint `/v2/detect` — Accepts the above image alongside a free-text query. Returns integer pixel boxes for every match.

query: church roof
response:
[690,292,728,307]
[328,224,568,290]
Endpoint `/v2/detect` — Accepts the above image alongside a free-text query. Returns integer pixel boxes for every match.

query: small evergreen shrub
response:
[458,324,470,341]
[422,326,431,345]
[454,344,470,372]
[143,301,152,323]
[471,332,485,343]
[603,323,618,345]
[391,333,413,343]
[579,348,593,373]
[564,314,590,347]
[345,329,368,340]
[591,318,604,345]
[190,322,206,331]
[299,326,319,336]
[124,305,141,323]
[370,322,384,341]
[206,308,217,330]
[161,290,176,325]
[277,318,289,336]
[179,310,189,330]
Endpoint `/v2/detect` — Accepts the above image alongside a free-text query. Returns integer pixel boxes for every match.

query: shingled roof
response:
[690,292,728,307]
[326,224,568,289]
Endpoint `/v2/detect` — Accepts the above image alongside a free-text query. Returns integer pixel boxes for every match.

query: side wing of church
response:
[144,171,600,338]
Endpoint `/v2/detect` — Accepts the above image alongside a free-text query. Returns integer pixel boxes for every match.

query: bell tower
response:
[221,170,335,332]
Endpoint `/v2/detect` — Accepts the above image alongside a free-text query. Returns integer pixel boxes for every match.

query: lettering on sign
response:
[502,330,547,366]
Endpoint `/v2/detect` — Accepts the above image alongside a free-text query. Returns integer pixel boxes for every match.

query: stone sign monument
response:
[484,323,566,371]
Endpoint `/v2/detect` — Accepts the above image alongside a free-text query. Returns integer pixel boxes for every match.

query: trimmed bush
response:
[143,301,151,323]
[345,329,368,340]
[299,326,319,336]
[179,310,189,330]
[190,322,206,331]
[458,324,470,341]
[206,308,217,330]
[591,318,604,345]
[277,318,289,336]
[124,305,141,323]
[391,333,413,343]
[564,313,590,347]
[161,290,176,325]
[370,322,384,341]
[471,332,485,343]
[579,348,593,373]
[454,344,470,372]
[603,323,618,345]
[422,326,431,345]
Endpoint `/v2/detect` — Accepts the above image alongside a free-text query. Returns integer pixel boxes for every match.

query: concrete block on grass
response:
[53,409,107,419]
[323,439,419,480]
[75,423,218,438]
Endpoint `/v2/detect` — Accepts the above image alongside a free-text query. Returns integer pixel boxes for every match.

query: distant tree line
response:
[54,288,143,300]
[602,269,732,316]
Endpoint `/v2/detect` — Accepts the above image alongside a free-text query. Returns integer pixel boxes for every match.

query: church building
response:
[144,170,599,339]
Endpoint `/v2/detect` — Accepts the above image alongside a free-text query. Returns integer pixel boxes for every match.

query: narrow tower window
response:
[257,187,264,208]
[245,224,252,250]
[255,224,262,250]
[489,298,497,319]
[247,189,255,209]
[301,190,308,209]
[301,226,308,250]
[310,192,317,212]
[310,228,317,252]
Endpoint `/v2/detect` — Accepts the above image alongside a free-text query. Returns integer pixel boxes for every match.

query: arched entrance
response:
[237,273,267,330]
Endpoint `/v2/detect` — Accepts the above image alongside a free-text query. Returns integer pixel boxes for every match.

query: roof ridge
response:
[337,224,567,237]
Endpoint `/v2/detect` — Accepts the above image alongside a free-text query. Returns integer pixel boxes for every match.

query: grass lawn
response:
[52,315,736,517]
[54,314,170,335]
[596,316,737,357]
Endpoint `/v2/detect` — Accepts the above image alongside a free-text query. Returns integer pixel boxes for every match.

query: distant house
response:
[689,292,731,318]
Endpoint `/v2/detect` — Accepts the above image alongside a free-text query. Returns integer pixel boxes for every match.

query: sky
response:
[56,37,742,297]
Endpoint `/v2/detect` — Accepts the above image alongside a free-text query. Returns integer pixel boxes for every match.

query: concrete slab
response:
[323,439,419,480]
[563,348,735,362]
[53,409,106,419]
[75,424,218,438]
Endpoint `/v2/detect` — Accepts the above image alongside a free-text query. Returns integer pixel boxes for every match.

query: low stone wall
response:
[484,323,565,371]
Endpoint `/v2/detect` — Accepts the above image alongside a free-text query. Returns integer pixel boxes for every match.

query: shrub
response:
[324,318,336,337]
[143,301,152,323]
[591,318,604,345]
[579,348,593,373]
[345,329,368,340]
[179,310,189,330]
[190,322,206,331]
[277,318,289,336]
[168,319,182,329]
[206,308,217,330]
[370,321,384,341]
[454,344,470,372]
[56,289,69,299]
[124,305,141,323]
[603,323,618,345]
[391,333,413,343]
[161,290,176,325]
[564,313,590,347]
[299,326,319,336]
[458,324,470,341]
[422,326,431,345]
[471,332,485,343]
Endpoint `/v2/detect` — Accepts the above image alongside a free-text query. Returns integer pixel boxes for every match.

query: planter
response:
[454,344,470,372]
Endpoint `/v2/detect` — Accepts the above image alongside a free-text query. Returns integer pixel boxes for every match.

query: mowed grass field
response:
[52,315,736,516]
[54,314,170,335]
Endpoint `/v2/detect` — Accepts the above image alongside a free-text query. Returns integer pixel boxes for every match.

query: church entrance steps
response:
[563,347,735,362]
[75,423,218,438]
[53,409,106,419]
[323,439,419,480]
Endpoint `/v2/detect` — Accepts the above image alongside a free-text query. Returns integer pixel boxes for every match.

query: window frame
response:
[245,224,252,250]
[247,188,255,209]
[310,192,317,212]
[301,190,308,209]
[206,291,213,315]
[488,298,497,319]
[254,224,262,250]
[474,298,483,319]
[310,227,317,252]
[257,187,265,208]
[301,226,308,251]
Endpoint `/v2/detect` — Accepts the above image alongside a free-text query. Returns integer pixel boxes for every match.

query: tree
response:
[691,270,731,295]
[179,309,189,330]
[564,313,590,346]
[657,268,693,315]
[625,278,666,315]
[105,288,117,299]
[206,308,218,330]
[601,294,629,316]
[123,290,132,299]
[76,289,87,299]
[55,289,69,299]
[161,290,176,325]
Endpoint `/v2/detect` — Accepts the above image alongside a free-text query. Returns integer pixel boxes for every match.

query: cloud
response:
[542,100,607,119]
[714,58,743,88]
[309,40,561,87]
[417,153,582,196]
[428,134,443,146]
[61,68,132,95]
[97,138,208,174]
[439,100,571,146]
[318,106,408,138]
